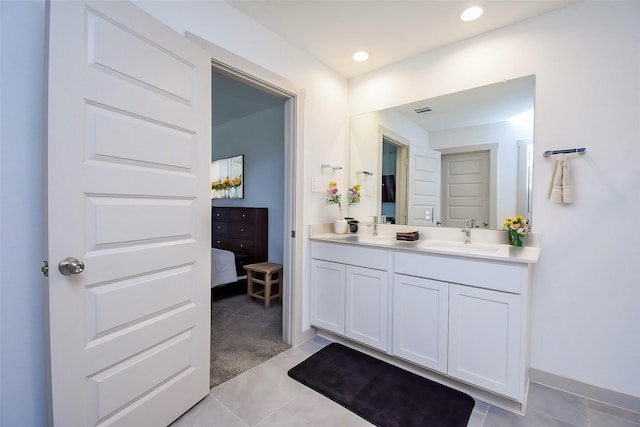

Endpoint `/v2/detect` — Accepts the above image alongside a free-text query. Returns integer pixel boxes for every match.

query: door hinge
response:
[291,230,296,238]
[41,260,49,277]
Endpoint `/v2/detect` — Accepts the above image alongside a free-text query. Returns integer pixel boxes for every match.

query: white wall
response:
[350,1,640,398]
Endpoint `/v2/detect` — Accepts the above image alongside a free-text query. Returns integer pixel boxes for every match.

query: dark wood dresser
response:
[212,207,268,272]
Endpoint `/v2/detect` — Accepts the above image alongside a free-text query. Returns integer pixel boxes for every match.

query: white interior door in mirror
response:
[441,150,490,228]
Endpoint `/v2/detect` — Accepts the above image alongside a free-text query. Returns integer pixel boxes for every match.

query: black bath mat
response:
[288,343,475,427]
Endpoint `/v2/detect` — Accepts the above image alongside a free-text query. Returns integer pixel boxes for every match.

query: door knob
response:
[58,257,85,275]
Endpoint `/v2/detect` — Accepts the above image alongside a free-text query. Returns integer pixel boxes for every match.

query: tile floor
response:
[172,336,640,427]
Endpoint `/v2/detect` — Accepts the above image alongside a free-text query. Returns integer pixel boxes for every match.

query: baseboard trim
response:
[530,368,640,414]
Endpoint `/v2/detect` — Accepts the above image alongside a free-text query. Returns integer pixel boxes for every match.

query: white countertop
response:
[310,231,541,264]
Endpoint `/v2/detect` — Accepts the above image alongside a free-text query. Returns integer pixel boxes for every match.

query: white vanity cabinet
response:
[310,242,390,351]
[309,236,535,406]
[392,274,448,373]
[394,251,529,400]
[448,283,521,398]
[345,266,389,350]
[310,259,346,335]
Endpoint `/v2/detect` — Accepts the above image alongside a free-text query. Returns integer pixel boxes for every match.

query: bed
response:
[211,248,240,287]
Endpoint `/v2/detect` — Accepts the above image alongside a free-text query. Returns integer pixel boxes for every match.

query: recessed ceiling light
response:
[352,51,369,62]
[460,6,484,22]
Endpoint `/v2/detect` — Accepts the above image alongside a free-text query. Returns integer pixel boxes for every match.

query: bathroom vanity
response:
[309,228,540,413]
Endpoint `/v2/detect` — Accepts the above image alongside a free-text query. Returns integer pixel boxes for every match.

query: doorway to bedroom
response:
[209,69,290,388]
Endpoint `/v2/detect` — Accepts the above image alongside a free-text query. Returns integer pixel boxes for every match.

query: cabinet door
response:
[448,284,521,398]
[345,266,389,351]
[310,259,346,335]
[392,274,448,373]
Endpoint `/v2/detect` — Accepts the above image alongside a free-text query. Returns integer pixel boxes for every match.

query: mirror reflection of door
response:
[441,150,490,228]
[381,137,407,224]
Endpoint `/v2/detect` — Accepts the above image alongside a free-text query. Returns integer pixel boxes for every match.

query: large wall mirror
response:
[211,155,244,199]
[349,75,535,230]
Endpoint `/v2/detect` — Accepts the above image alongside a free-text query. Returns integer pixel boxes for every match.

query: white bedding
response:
[211,248,239,287]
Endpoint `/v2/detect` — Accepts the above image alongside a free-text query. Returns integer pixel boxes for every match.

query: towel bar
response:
[543,147,586,157]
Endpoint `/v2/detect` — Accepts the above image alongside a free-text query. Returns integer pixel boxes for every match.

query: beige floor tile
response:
[286,388,374,427]
[211,362,306,426]
[262,340,323,374]
[256,407,315,427]
[170,394,247,427]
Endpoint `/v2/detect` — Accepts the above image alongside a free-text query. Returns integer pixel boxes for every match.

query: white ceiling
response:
[226,0,579,79]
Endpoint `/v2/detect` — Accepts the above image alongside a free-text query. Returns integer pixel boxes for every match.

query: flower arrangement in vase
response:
[503,215,530,247]
[326,181,348,233]
[326,181,343,218]
[343,185,361,233]
[347,184,361,206]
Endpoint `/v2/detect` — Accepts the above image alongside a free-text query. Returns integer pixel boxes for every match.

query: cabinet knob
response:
[240,228,244,232]
[217,240,221,244]
[240,244,244,248]
[242,214,246,218]
[217,225,221,229]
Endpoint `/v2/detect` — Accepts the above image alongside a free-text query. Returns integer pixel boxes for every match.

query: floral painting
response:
[211,155,244,199]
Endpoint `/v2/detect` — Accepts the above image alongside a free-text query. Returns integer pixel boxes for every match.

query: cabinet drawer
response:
[212,208,229,221]
[213,222,228,234]
[230,239,254,254]
[230,222,255,237]
[395,252,525,294]
[230,209,256,222]
[311,242,389,271]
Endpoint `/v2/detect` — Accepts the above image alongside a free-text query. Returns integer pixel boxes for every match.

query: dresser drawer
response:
[212,208,229,221]
[230,209,256,222]
[229,222,255,238]
[213,237,230,250]
[230,239,254,254]
[213,222,229,234]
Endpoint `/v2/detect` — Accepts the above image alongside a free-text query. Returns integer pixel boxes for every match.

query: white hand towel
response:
[561,159,574,203]
[549,157,574,204]
[549,159,564,203]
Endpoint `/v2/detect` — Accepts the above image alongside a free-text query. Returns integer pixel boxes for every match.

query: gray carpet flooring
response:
[210,292,291,388]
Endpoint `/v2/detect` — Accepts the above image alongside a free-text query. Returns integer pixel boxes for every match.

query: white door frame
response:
[186,32,306,345]
[378,126,409,225]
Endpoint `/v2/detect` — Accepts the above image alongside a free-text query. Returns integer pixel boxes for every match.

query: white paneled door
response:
[46,1,211,425]
[441,150,490,228]
[407,146,441,226]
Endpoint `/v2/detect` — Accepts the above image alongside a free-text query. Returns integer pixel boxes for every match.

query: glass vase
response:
[508,230,525,247]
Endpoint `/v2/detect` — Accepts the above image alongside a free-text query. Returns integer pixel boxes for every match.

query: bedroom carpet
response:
[288,343,476,427]
[210,289,290,388]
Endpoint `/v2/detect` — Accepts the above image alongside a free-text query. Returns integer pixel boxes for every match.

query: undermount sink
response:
[419,240,501,254]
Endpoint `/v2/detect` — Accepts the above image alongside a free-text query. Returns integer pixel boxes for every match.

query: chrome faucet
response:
[461,218,475,245]
[461,227,471,245]
[368,216,379,236]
